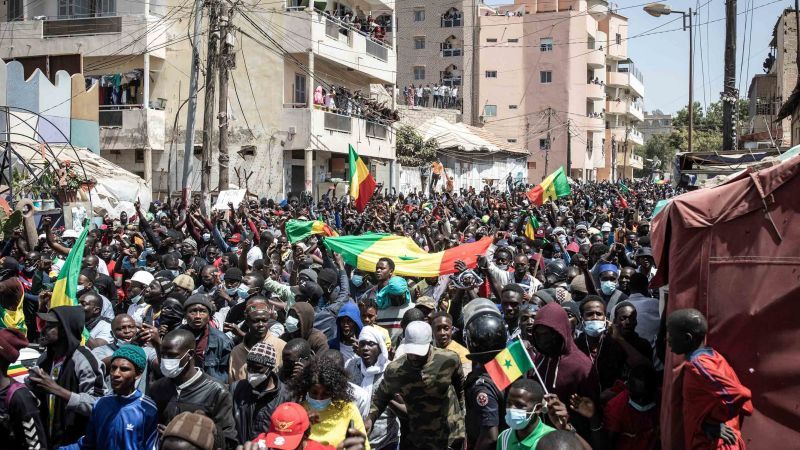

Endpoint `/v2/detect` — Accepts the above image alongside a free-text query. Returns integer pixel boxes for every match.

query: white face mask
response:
[284,315,300,333]
[247,372,269,388]
[160,351,189,378]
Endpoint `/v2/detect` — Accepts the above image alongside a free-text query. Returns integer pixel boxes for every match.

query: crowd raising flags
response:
[526,167,571,206]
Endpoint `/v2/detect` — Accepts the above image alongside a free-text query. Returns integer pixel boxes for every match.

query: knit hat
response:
[183,237,198,250]
[247,342,277,369]
[111,344,147,372]
[224,267,243,283]
[570,275,588,294]
[0,328,28,362]
[163,412,217,450]
[174,274,195,292]
[298,268,318,284]
[184,294,213,313]
[317,268,338,287]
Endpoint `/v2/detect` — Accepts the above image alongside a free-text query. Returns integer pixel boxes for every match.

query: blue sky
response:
[486,0,792,115]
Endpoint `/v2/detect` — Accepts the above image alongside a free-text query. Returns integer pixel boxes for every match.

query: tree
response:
[636,133,676,171]
[669,99,748,151]
[395,125,438,167]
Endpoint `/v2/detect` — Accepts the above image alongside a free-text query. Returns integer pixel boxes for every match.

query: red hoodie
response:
[531,303,599,403]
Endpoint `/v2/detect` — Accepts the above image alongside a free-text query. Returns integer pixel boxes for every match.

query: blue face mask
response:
[306,394,332,411]
[237,285,251,299]
[504,408,534,430]
[600,280,617,295]
[583,320,607,337]
[226,286,238,296]
[351,275,364,287]
[628,398,656,412]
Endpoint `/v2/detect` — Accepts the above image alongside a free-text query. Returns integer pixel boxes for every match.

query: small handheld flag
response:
[484,339,535,391]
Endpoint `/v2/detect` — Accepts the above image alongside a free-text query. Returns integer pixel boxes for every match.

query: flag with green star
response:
[484,339,535,390]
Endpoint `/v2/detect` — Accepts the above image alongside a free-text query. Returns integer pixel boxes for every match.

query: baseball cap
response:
[415,296,436,311]
[228,233,242,244]
[129,270,155,286]
[403,321,432,356]
[601,222,612,232]
[62,229,79,239]
[264,402,310,450]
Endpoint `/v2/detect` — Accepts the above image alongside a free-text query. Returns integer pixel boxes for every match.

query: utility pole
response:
[722,0,737,150]
[217,1,234,191]
[201,0,220,201]
[181,0,205,205]
[566,119,572,177]
[623,126,630,181]
[544,107,552,178]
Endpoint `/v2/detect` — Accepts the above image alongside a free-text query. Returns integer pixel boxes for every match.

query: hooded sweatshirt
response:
[327,302,363,365]
[283,302,329,354]
[28,305,105,447]
[531,303,598,403]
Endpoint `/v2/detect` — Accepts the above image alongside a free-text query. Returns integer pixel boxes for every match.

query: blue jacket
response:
[60,390,158,450]
[203,325,234,383]
[327,302,363,350]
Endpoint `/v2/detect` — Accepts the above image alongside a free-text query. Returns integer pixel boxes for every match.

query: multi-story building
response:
[642,110,674,142]
[396,0,645,182]
[744,10,795,148]
[1,0,397,199]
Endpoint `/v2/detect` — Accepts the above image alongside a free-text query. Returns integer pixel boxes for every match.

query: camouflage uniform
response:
[368,347,466,450]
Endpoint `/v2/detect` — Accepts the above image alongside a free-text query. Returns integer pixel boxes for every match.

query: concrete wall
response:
[397,105,461,125]
[775,11,796,145]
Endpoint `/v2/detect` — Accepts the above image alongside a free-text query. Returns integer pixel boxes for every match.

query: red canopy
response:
[650,156,800,450]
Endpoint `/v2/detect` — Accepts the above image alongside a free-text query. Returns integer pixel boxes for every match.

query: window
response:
[135,149,144,163]
[486,38,498,43]
[539,138,550,150]
[483,105,497,117]
[413,66,425,80]
[485,71,497,78]
[414,36,426,49]
[508,38,519,43]
[507,138,517,143]
[540,71,552,83]
[293,73,306,105]
[615,33,621,45]
[540,37,553,52]
[413,9,425,22]
[509,105,518,109]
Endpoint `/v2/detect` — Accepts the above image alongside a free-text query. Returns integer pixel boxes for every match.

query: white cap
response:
[601,222,612,232]
[403,321,432,356]
[129,270,155,286]
[62,229,79,238]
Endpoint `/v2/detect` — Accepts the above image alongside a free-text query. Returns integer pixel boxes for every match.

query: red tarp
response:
[650,156,800,450]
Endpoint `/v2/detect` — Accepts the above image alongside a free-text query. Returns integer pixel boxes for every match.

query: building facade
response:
[641,110,674,142]
[1,0,397,199]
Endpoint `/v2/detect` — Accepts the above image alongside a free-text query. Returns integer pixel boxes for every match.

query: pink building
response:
[477,0,644,181]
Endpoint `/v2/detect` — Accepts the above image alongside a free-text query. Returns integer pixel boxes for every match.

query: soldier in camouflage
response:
[366,321,465,450]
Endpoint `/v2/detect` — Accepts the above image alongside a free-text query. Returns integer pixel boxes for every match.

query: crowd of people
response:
[403,84,460,109]
[0,178,754,450]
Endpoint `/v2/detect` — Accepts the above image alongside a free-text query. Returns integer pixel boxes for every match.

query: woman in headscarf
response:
[345,326,398,450]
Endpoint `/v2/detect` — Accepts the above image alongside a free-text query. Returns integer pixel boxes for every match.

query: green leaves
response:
[395,125,439,167]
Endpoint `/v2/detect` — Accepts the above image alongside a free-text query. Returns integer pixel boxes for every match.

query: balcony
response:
[607,71,643,97]
[588,0,609,20]
[629,128,644,146]
[99,106,165,151]
[281,106,394,159]
[282,10,396,84]
[607,99,644,122]
[587,81,605,100]
[586,49,605,68]
[0,15,167,59]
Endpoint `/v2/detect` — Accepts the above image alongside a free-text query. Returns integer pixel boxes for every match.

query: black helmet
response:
[465,313,508,363]
[545,259,568,285]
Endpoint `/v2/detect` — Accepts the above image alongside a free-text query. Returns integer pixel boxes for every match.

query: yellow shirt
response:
[303,400,370,449]
[374,324,393,352]
[446,340,473,376]
[432,161,444,175]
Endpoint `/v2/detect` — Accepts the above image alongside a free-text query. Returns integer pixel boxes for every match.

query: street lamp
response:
[644,3,693,152]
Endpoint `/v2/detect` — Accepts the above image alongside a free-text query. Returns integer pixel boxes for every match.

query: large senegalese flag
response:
[323,233,493,278]
[285,219,339,243]
[524,215,539,241]
[50,225,90,341]
[526,167,571,206]
[348,145,377,213]
[485,339,535,391]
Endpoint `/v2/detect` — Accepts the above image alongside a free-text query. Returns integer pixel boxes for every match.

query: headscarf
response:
[357,326,389,405]
[375,276,410,309]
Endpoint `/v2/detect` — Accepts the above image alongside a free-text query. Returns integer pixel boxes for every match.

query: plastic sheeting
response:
[650,154,800,450]
[415,116,527,154]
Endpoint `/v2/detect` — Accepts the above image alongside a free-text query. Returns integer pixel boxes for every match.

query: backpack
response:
[0,382,26,436]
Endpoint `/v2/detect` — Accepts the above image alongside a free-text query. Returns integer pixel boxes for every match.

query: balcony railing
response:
[366,121,388,139]
[324,112,352,133]
[43,16,122,37]
[618,64,644,84]
[442,47,461,57]
[366,39,388,61]
[441,16,462,27]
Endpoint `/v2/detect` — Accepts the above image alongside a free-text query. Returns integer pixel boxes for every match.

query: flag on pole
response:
[526,167,571,206]
[348,145,377,213]
[49,225,91,342]
[617,191,629,209]
[285,219,339,243]
[485,339,535,391]
[524,215,539,240]
[618,180,636,196]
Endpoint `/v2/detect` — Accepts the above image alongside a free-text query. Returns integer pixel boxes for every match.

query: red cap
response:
[264,402,310,449]
[228,233,242,244]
